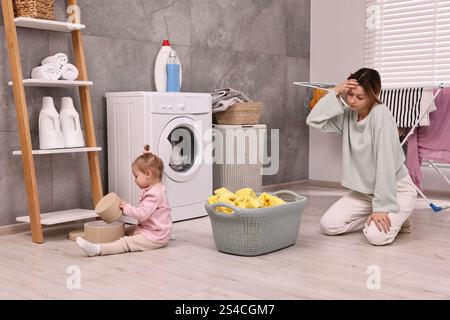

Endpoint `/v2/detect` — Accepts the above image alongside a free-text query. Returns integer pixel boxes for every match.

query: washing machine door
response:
[158,117,203,182]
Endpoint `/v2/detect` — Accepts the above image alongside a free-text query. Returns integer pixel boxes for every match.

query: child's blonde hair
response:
[132,145,164,181]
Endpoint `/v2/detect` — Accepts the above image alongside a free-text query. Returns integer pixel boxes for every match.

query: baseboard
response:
[307,180,450,198]
[0,220,90,238]
[0,223,32,237]
[421,189,450,199]
[266,179,450,199]
[262,179,310,191]
[263,179,346,190]
[305,180,346,189]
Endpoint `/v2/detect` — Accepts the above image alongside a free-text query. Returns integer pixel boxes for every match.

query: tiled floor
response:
[1,184,450,299]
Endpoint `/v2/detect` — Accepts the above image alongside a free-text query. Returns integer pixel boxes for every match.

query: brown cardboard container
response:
[84,221,125,243]
[95,192,122,223]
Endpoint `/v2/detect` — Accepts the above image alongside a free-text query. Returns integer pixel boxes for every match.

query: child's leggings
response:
[100,226,165,256]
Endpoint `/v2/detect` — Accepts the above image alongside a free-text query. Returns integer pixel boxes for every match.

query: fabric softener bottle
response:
[166,50,181,92]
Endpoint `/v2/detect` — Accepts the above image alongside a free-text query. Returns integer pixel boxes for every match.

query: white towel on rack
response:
[31,63,62,81]
[61,63,79,81]
[418,89,437,127]
[41,53,69,66]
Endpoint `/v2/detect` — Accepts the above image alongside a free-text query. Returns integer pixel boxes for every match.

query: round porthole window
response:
[168,126,195,173]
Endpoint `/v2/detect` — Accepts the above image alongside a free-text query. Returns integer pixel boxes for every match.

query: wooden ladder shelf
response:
[1,0,103,243]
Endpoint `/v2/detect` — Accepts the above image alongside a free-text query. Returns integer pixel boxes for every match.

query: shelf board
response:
[8,79,93,88]
[14,17,85,32]
[17,209,98,225]
[13,147,102,156]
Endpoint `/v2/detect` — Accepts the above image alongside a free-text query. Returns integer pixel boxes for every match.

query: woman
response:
[306,68,417,246]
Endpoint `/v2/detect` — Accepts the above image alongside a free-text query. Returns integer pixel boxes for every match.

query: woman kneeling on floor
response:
[306,68,417,246]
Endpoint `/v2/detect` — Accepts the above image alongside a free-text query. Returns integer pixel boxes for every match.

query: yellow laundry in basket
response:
[208,195,235,213]
[234,196,262,209]
[258,193,286,207]
[208,188,286,213]
[214,187,238,201]
[235,188,257,199]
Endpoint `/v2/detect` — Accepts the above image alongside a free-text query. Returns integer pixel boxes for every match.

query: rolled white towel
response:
[41,53,69,66]
[61,63,79,81]
[31,63,62,81]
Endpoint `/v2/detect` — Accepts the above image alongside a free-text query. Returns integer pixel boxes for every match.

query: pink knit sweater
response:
[123,183,172,244]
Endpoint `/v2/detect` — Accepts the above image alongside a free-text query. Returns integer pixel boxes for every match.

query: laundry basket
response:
[213,124,266,193]
[214,102,262,125]
[205,190,307,256]
[13,0,55,20]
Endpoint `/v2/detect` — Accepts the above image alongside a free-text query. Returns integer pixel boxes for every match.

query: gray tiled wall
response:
[0,0,310,226]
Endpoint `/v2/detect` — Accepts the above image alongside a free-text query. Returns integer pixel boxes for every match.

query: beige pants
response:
[100,226,166,256]
[320,175,417,246]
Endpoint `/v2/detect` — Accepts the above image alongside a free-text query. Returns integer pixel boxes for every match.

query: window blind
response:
[365,0,450,88]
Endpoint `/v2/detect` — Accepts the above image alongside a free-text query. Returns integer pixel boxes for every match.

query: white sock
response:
[76,237,101,257]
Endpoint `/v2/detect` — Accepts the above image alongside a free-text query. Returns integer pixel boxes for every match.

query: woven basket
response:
[13,0,55,20]
[214,102,262,125]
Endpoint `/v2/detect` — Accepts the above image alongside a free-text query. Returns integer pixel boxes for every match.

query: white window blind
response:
[365,0,450,88]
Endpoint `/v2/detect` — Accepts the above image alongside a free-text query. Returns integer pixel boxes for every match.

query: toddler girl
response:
[77,145,172,256]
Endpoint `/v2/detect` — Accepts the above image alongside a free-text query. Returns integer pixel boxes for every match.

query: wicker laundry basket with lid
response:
[13,0,55,20]
[214,102,262,125]
[205,190,307,256]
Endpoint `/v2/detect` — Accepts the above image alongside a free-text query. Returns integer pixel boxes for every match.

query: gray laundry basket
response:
[205,190,307,256]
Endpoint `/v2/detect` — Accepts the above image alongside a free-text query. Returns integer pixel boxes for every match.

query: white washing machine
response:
[105,92,212,222]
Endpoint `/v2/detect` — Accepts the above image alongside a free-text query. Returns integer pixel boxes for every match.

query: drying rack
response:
[295,81,450,212]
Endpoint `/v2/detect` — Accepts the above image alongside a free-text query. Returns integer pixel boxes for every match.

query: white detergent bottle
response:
[60,97,85,148]
[154,40,183,92]
[39,97,65,150]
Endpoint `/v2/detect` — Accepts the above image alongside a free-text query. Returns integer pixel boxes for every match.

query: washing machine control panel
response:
[152,94,211,115]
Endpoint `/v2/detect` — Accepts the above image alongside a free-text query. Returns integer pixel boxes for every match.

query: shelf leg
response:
[68,0,104,205]
[2,0,43,243]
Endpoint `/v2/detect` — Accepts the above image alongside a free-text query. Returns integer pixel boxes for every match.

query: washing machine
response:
[105,92,212,222]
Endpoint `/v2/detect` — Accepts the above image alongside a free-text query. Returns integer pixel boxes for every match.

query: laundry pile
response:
[211,88,253,113]
[304,84,334,115]
[406,88,450,188]
[31,53,79,81]
[208,187,286,213]
[380,88,437,128]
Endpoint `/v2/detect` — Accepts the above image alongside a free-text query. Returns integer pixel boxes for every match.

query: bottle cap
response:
[162,39,171,46]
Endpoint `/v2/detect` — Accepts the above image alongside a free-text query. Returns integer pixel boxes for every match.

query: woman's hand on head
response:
[333,79,359,96]
[367,212,391,233]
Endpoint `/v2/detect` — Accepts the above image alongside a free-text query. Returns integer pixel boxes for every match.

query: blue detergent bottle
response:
[166,50,181,92]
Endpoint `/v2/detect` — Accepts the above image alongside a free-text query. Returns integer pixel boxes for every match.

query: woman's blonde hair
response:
[132,145,164,181]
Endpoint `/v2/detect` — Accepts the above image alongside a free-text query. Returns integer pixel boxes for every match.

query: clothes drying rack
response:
[295,81,450,212]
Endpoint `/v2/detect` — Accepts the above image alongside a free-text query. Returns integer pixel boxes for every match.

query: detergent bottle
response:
[39,97,65,149]
[60,97,85,148]
[166,50,181,92]
[154,39,172,92]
